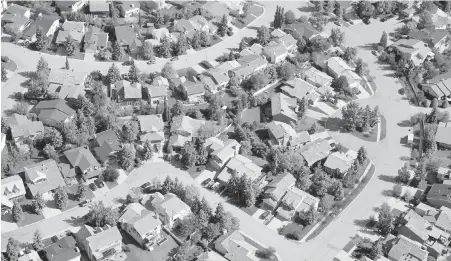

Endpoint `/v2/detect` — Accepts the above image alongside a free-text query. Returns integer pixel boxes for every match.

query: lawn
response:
[64,184,95,210]
[1,59,17,71]
[326,115,386,142]
[123,230,178,261]
[2,199,46,227]
[295,116,325,133]
[379,115,387,141]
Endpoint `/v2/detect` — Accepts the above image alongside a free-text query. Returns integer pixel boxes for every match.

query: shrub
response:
[102,168,119,182]
[255,247,276,259]
[285,231,302,240]
[398,88,405,95]
[393,184,403,198]
[423,100,431,107]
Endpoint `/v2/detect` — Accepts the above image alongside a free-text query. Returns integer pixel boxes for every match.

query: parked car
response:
[79,199,92,207]
[89,183,97,191]
[334,20,342,26]
[141,182,151,189]
[363,18,371,24]
[260,210,270,219]
[372,50,379,56]
[146,60,156,65]
[94,179,104,188]
[201,178,212,186]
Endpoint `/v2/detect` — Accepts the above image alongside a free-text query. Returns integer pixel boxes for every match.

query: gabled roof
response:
[95,129,121,150]
[115,25,137,46]
[86,226,122,252]
[1,175,26,199]
[209,70,229,85]
[89,0,110,13]
[44,236,80,261]
[290,131,311,146]
[341,70,362,84]
[324,150,357,174]
[400,209,430,241]
[327,57,352,76]
[147,85,168,98]
[22,15,59,39]
[24,159,65,197]
[436,126,451,145]
[182,80,205,96]
[267,121,298,140]
[388,235,428,261]
[84,26,109,50]
[197,251,228,261]
[218,155,262,183]
[115,80,142,99]
[271,92,297,122]
[153,192,191,220]
[140,132,164,143]
[56,21,85,43]
[64,147,100,172]
[35,99,75,117]
[174,19,195,33]
[119,203,148,223]
[277,33,296,48]
[271,28,286,38]
[282,187,318,212]
[436,206,451,232]
[168,134,191,148]
[285,22,319,39]
[170,116,206,136]
[211,139,239,163]
[4,4,29,17]
[2,4,29,24]
[137,114,164,133]
[299,139,332,166]
[427,184,451,206]
[265,172,296,201]
[205,137,225,151]
[281,78,316,100]
[7,114,44,139]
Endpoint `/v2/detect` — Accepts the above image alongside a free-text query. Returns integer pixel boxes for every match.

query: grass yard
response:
[1,199,46,227]
[326,115,386,142]
[295,116,325,133]
[123,230,178,261]
[1,59,17,71]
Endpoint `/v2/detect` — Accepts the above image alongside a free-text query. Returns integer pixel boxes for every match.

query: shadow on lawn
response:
[381,189,395,197]
[378,174,396,183]
[397,120,412,128]
[358,43,377,51]
[63,215,86,227]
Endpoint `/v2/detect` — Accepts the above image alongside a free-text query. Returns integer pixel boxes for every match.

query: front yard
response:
[122,229,178,261]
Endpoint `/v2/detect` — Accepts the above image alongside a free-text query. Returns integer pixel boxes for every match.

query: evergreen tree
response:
[12,201,23,223]
[217,15,228,37]
[1,67,8,82]
[357,146,368,165]
[54,186,68,210]
[181,141,196,168]
[200,31,210,47]
[141,41,155,60]
[238,38,247,52]
[159,36,172,58]
[35,26,48,51]
[369,239,383,260]
[107,63,121,85]
[191,31,201,49]
[355,58,368,76]
[121,120,139,143]
[64,35,77,56]
[302,205,318,225]
[76,184,87,201]
[308,123,319,134]
[273,6,285,29]
[379,31,388,48]
[6,237,20,261]
[128,60,139,83]
[170,100,185,118]
[112,41,123,61]
[32,230,44,250]
[143,140,154,160]
[117,144,136,170]
[176,34,189,55]
[257,26,270,46]
[32,192,45,214]
[65,56,70,69]
[214,202,226,224]
[200,197,212,217]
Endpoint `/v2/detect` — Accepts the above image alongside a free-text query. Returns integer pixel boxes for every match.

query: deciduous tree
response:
[54,186,68,210]
[142,140,154,160]
[112,41,123,61]
[117,144,136,170]
[121,120,139,143]
[6,237,20,261]
[329,28,345,47]
[379,31,388,48]
[32,230,44,250]
[102,167,119,182]
[75,184,87,201]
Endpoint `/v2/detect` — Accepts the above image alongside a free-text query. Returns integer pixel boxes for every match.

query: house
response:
[23,159,66,197]
[387,235,428,261]
[209,139,241,170]
[206,69,230,90]
[18,251,42,261]
[389,39,433,66]
[400,6,415,18]
[271,92,298,124]
[262,172,296,210]
[76,225,123,261]
[34,99,76,127]
[197,251,227,261]
[151,27,170,41]
[137,114,165,154]
[312,52,331,71]
[414,203,439,218]
[327,57,352,79]
[215,230,268,261]
[168,134,192,151]
[438,167,451,184]
[147,85,168,107]
[119,203,162,248]
[22,15,60,42]
[170,116,206,137]
[64,146,101,179]
[6,114,44,145]
[303,66,333,88]
[277,187,319,221]
[262,41,289,64]
[409,29,449,53]
[1,4,31,34]
[151,192,191,228]
[276,33,297,51]
[233,55,268,80]
[43,236,80,261]
[397,209,430,244]
[324,150,358,178]
[299,139,332,167]
[289,131,311,148]
[427,184,451,209]
[55,0,87,13]
[83,25,108,53]
[435,207,451,233]
[47,68,87,100]
[340,70,363,89]
[179,80,206,104]
[56,21,85,44]
[117,1,140,17]
[141,0,167,11]
[199,74,217,93]
[89,0,110,17]
[1,175,26,201]
[115,25,141,51]
[436,126,451,149]
[189,15,213,33]
[112,80,142,106]
[200,1,230,20]
[267,121,298,147]
[93,129,121,163]
[284,22,319,40]
[271,28,286,38]
[281,78,320,105]
[173,19,195,36]
[216,155,262,184]
[422,72,451,100]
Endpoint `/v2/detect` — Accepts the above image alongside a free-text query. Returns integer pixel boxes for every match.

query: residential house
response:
[199,74,218,93]
[397,209,430,244]
[409,29,449,53]
[23,159,66,197]
[55,0,87,13]
[34,99,76,127]
[324,149,358,178]
[216,155,262,184]
[205,137,225,153]
[189,15,214,33]
[151,27,170,41]
[1,4,31,34]
[173,19,195,37]
[197,251,227,261]
[233,55,268,81]
[422,73,451,100]
[427,184,451,209]
[271,28,286,38]
[47,68,86,100]
[389,39,433,66]
[311,52,331,71]
[88,0,110,17]
[18,251,42,261]
[56,20,85,44]
[262,172,296,210]
[267,121,298,147]
[281,78,320,105]
[137,114,165,154]
[6,114,44,145]
[438,167,451,183]
[436,126,451,149]
[112,80,142,107]
[84,25,109,52]
[202,59,220,69]
[276,33,297,51]
[284,22,319,40]
[22,15,60,42]
[93,129,121,163]
[387,235,428,261]
[262,41,289,64]
[271,92,298,124]
[76,225,123,261]
[115,25,141,53]
[414,203,439,218]
[206,69,230,91]
[289,131,311,149]
[141,0,167,11]
[168,135,192,151]
[64,146,101,179]
[146,85,168,107]
[303,66,333,88]
[119,203,162,248]
[2,175,26,202]
[200,1,230,20]
[117,1,140,17]
[277,187,319,221]
[43,236,80,261]
[209,139,241,170]
[215,230,270,261]
[299,139,332,167]
[241,107,261,124]
[151,192,191,228]
[179,79,206,103]
[435,207,451,233]
[170,115,205,137]
[340,69,363,89]
[327,57,352,79]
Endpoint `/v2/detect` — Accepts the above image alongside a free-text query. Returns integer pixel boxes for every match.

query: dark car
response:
[260,210,270,219]
[201,178,212,186]
[197,166,206,172]
[363,18,371,24]
[94,179,104,188]
[141,182,151,188]
[79,199,92,207]
[89,183,97,191]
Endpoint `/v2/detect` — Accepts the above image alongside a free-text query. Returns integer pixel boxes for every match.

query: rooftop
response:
[44,236,80,261]
[24,159,65,197]
[64,147,100,173]
[299,139,332,166]
[86,226,122,251]
[170,116,206,137]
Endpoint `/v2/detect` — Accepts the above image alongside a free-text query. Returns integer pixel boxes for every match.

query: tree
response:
[161,62,176,79]
[342,47,357,63]
[117,144,136,170]
[175,34,189,55]
[107,64,121,85]
[238,38,247,52]
[112,41,123,61]
[32,192,45,214]
[128,60,139,83]
[181,141,196,168]
[121,120,139,143]
[393,184,403,198]
[64,35,77,56]
[159,36,172,58]
[75,184,87,201]
[126,187,142,203]
[309,12,328,31]
[1,67,8,82]
[424,124,437,156]
[418,10,433,29]
[256,247,276,260]
[379,31,388,48]
[284,10,296,24]
[217,15,228,37]
[142,140,154,160]
[141,41,154,60]
[6,237,20,261]
[54,186,68,210]
[200,31,210,47]
[308,123,319,134]
[311,168,330,197]
[43,144,58,160]
[341,101,363,131]
[335,3,343,18]
[277,62,296,80]
[12,200,23,223]
[85,202,119,227]
[329,28,345,47]
[32,230,44,251]
[396,163,410,184]
[170,100,185,118]
[377,202,393,235]
[300,205,318,225]
[191,31,201,49]
[213,203,226,224]
[369,239,383,260]
[12,101,29,115]
[102,167,119,182]
[297,174,312,191]
[97,48,112,60]
[35,26,48,51]
[297,97,308,120]
[356,1,374,18]
[273,6,285,29]
[257,26,270,46]
[319,194,334,213]
[355,58,369,76]
[357,146,368,165]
